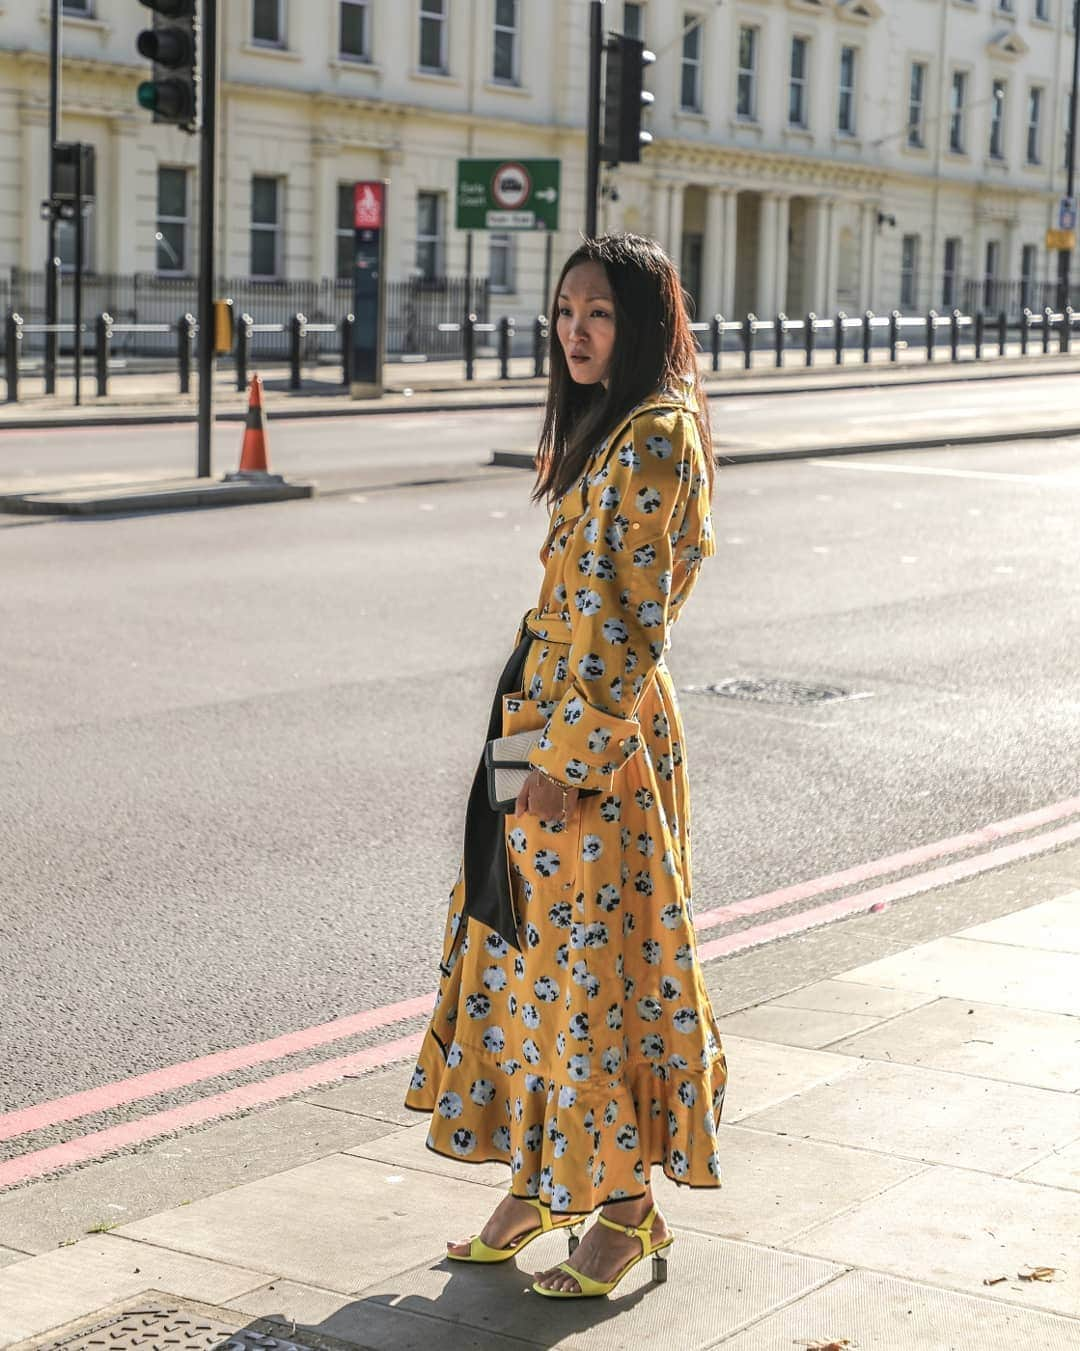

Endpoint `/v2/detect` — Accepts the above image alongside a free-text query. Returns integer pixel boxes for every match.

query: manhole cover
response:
[684,678,869,706]
[25,1303,321,1351]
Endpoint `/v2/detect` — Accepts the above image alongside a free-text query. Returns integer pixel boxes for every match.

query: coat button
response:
[632,522,641,530]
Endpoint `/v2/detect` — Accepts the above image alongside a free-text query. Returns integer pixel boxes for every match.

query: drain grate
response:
[26,1303,321,1351]
[684,677,869,706]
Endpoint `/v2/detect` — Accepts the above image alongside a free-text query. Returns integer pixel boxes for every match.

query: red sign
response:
[354,181,384,230]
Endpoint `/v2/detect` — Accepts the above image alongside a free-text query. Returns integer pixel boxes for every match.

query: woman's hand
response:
[513,768,580,821]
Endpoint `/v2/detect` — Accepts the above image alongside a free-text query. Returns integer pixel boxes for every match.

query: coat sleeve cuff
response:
[525,685,643,791]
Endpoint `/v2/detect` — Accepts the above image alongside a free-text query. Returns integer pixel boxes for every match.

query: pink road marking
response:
[0,1031,425,1191]
[0,992,434,1143]
[695,817,1080,962]
[692,794,1080,934]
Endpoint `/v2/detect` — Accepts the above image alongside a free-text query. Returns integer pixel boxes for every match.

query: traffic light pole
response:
[197,0,218,478]
[44,0,61,395]
[1059,0,1080,312]
[586,0,603,238]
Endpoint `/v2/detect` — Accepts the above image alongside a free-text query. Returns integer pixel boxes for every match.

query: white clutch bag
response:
[484,729,544,813]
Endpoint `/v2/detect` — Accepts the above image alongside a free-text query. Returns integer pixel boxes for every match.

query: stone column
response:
[667,180,685,270]
[311,138,341,282]
[757,191,778,316]
[774,192,791,315]
[380,147,404,279]
[812,196,831,314]
[701,185,726,318]
[1003,216,1018,307]
[859,200,876,312]
[722,187,739,316]
[109,116,141,274]
[20,105,49,272]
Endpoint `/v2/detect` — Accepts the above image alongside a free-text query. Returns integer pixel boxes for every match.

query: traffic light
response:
[601,34,655,167]
[136,0,199,132]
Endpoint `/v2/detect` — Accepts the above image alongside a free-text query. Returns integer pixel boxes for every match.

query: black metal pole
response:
[197,0,218,479]
[585,0,603,238]
[73,144,83,406]
[1059,0,1080,310]
[44,0,61,395]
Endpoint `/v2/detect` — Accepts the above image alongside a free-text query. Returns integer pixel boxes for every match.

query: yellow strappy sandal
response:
[447,1191,583,1264]
[530,1203,673,1297]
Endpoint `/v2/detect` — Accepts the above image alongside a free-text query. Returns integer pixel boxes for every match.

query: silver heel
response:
[652,1250,668,1283]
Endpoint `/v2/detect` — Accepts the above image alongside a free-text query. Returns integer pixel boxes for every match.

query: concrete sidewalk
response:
[2,876,1078,1347]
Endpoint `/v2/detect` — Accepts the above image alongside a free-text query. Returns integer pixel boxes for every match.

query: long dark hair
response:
[532,232,714,508]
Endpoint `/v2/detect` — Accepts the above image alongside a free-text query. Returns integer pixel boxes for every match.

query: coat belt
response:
[517,604,671,653]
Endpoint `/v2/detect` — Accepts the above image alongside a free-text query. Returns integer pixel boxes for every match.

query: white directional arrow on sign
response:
[535,187,558,203]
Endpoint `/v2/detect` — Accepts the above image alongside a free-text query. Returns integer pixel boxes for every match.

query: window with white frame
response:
[1036,0,1051,19]
[949,69,968,153]
[942,236,961,308]
[252,0,285,46]
[984,239,1000,309]
[336,183,354,280]
[789,36,809,128]
[989,79,1006,159]
[737,25,758,119]
[339,0,370,60]
[1027,85,1043,163]
[680,13,703,112]
[837,45,857,134]
[62,0,92,13]
[900,233,919,309]
[156,166,189,274]
[623,1,643,39]
[1021,242,1038,308]
[997,0,1013,11]
[250,175,283,277]
[908,60,927,147]
[492,0,518,83]
[415,190,443,280]
[489,233,515,292]
[419,0,448,73]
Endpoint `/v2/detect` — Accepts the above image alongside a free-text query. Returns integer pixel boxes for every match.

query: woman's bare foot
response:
[532,1194,669,1293]
[446,1192,546,1257]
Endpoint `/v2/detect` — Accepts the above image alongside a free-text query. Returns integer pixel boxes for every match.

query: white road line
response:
[806,459,1080,485]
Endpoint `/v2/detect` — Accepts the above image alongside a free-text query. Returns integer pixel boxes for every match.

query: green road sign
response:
[456,158,560,231]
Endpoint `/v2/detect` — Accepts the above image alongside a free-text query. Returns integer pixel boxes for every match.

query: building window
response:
[789,36,809,128]
[489,233,515,292]
[942,236,961,308]
[997,0,1013,10]
[419,0,448,73]
[623,1,643,39]
[62,0,92,13]
[737,26,758,120]
[908,61,927,147]
[416,190,443,280]
[838,45,856,134]
[950,70,968,153]
[984,239,1000,310]
[900,233,919,309]
[250,175,282,278]
[680,13,703,112]
[1021,243,1038,309]
[1036,0,1051,19]
[156,167,189,275]
[989,79,1006,159]
[492,0,518,82]
[339,0,370,60]
[336,183,354,280]
[252,0,285,46]
[1027,86,1043,163]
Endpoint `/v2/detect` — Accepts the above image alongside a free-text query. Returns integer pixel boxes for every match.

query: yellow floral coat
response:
[405,380,728,1214]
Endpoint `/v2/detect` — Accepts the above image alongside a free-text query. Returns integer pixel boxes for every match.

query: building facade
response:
[0,0,1076,324]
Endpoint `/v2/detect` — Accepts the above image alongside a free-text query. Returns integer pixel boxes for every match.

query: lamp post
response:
[1058,0,1080,311]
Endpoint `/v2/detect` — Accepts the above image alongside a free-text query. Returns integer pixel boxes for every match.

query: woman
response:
[404,233,727,1299]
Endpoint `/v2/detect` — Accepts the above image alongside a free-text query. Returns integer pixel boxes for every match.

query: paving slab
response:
[835,936,1080,1015]
[716,1002,882,1048]
[830,996,1080,1092]
[0,1102,394,1257]
[0,1247,29,1270]
[648,1124,924,1246]
[1016,1138,1080,1191]
[344,1123,508,1191]
[954,892,1080,955]
[737,1058,1080,1174]
[0,1234,266,1348]
[714,1267,1080,1350]
[113,1153,498,1296]
[793,1164,1080,1318]
[714,1034,861,1122]
[0,476,315,517]
[303,1064,420,1128]
[768,978,940,1019]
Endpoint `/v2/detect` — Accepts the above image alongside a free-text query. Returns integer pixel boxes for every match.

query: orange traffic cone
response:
[237,372,270,473]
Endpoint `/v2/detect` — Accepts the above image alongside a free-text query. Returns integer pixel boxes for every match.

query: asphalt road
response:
[2,400,1080,1165]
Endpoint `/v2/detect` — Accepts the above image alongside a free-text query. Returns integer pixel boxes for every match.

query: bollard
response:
[974,311,984,360]
[862,310,874,364]
[889,310,900,362]
[926,310,938,361]
[4,310,22,403]
[711,314,723,372]
[804,313,815,366]
[235,311,253,391]
[533,315,548,377]
[998,309,1007,357]
[498,314,515,379]
[774,313,785,368]
[950,310,960,362]
[177,312,195,394]
[44,255,61,395]
[1062,306,1073,354]
[1020,307,1031,356]
[95,312,112,397]
[742,313,755,369]
[1043,306,1053,354]
[834,311,846,365]
[464,312,477,382]
[340,313,354,384]
[289,312,306,391]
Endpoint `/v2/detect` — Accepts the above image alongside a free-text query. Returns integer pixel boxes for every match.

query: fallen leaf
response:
[982,1275,1008,1286]
[1018,1266,1058,1282]
[796,1341,854,1350]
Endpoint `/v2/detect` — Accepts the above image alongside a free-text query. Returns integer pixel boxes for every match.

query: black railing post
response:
[834,311,846,365]
[926,309,938,361]
[498,314,514,379]
[774,313,785,368]
[711,314,723,372]
[998,309,1007,357]
[289,312,305,391]
[235,312,252,391]
[1043,306,1053,354]
[533,315,547,377]
[95,311,112,397]
[889,310,900,362]
[177,312,195,394]
[464,312,477,381]
[862,311,873,364]
[1021,307,1031,356]
[341,312,354,385]
[4,311,21,403]
[950,310,960,362]
[804,313,815,366]
[1062,305,1073,353]
[974,310,984,360]
[742,313,755,369]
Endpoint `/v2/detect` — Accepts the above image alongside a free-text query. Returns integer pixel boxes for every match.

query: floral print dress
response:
[404,381,728,1215]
